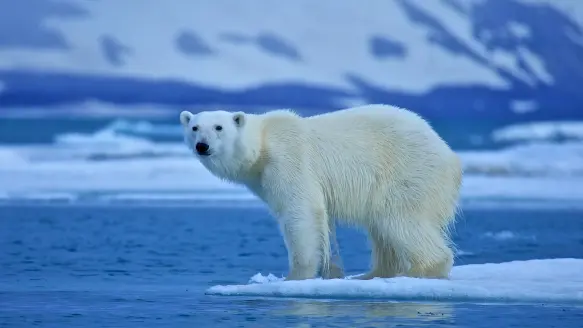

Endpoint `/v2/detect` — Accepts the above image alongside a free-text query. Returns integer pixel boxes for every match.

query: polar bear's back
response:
[302,104,462,223]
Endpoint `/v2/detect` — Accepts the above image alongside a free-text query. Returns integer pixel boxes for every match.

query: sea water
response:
[1,204,582,327]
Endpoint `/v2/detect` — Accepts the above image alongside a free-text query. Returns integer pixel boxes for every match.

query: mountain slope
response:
[0,0,582,121]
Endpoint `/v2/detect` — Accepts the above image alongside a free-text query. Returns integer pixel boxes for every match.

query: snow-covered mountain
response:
[0,0,582,121]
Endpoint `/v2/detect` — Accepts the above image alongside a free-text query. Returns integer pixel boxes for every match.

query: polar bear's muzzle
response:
[195,142,211,156]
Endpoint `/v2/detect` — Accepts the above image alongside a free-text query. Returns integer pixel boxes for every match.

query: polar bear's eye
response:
[192,126,198,132]
[215,125,223,131]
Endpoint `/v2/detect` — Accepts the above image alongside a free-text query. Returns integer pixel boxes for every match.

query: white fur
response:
[180,104,463,281]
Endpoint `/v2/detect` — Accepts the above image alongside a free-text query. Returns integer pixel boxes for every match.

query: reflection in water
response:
[239,299,454,327]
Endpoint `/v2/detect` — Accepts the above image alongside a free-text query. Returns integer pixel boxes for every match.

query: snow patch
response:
[492,121,583,143]
[482,231,536,241]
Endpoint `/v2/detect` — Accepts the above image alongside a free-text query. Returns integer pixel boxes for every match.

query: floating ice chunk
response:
[207,259,583,305]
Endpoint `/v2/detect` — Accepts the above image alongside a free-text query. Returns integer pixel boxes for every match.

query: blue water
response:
[0,115,522,151]
[1,203,582,327]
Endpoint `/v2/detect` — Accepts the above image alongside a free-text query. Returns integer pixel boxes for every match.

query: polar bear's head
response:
[180,110,258,180]
[180,110,246,158]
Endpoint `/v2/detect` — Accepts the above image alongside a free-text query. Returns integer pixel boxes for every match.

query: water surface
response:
[1,203,582,327]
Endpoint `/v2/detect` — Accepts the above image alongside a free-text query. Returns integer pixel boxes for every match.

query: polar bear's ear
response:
[180,111,193,126]
[233,112,246,128]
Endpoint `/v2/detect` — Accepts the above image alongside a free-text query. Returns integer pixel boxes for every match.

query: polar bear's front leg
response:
[278,209,322,281]
[261,156,326,281]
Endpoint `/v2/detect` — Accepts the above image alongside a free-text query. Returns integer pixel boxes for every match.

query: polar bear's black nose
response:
[195,142,210,155]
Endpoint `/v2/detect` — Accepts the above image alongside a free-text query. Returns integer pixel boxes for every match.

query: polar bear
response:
[179,104,463,281]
